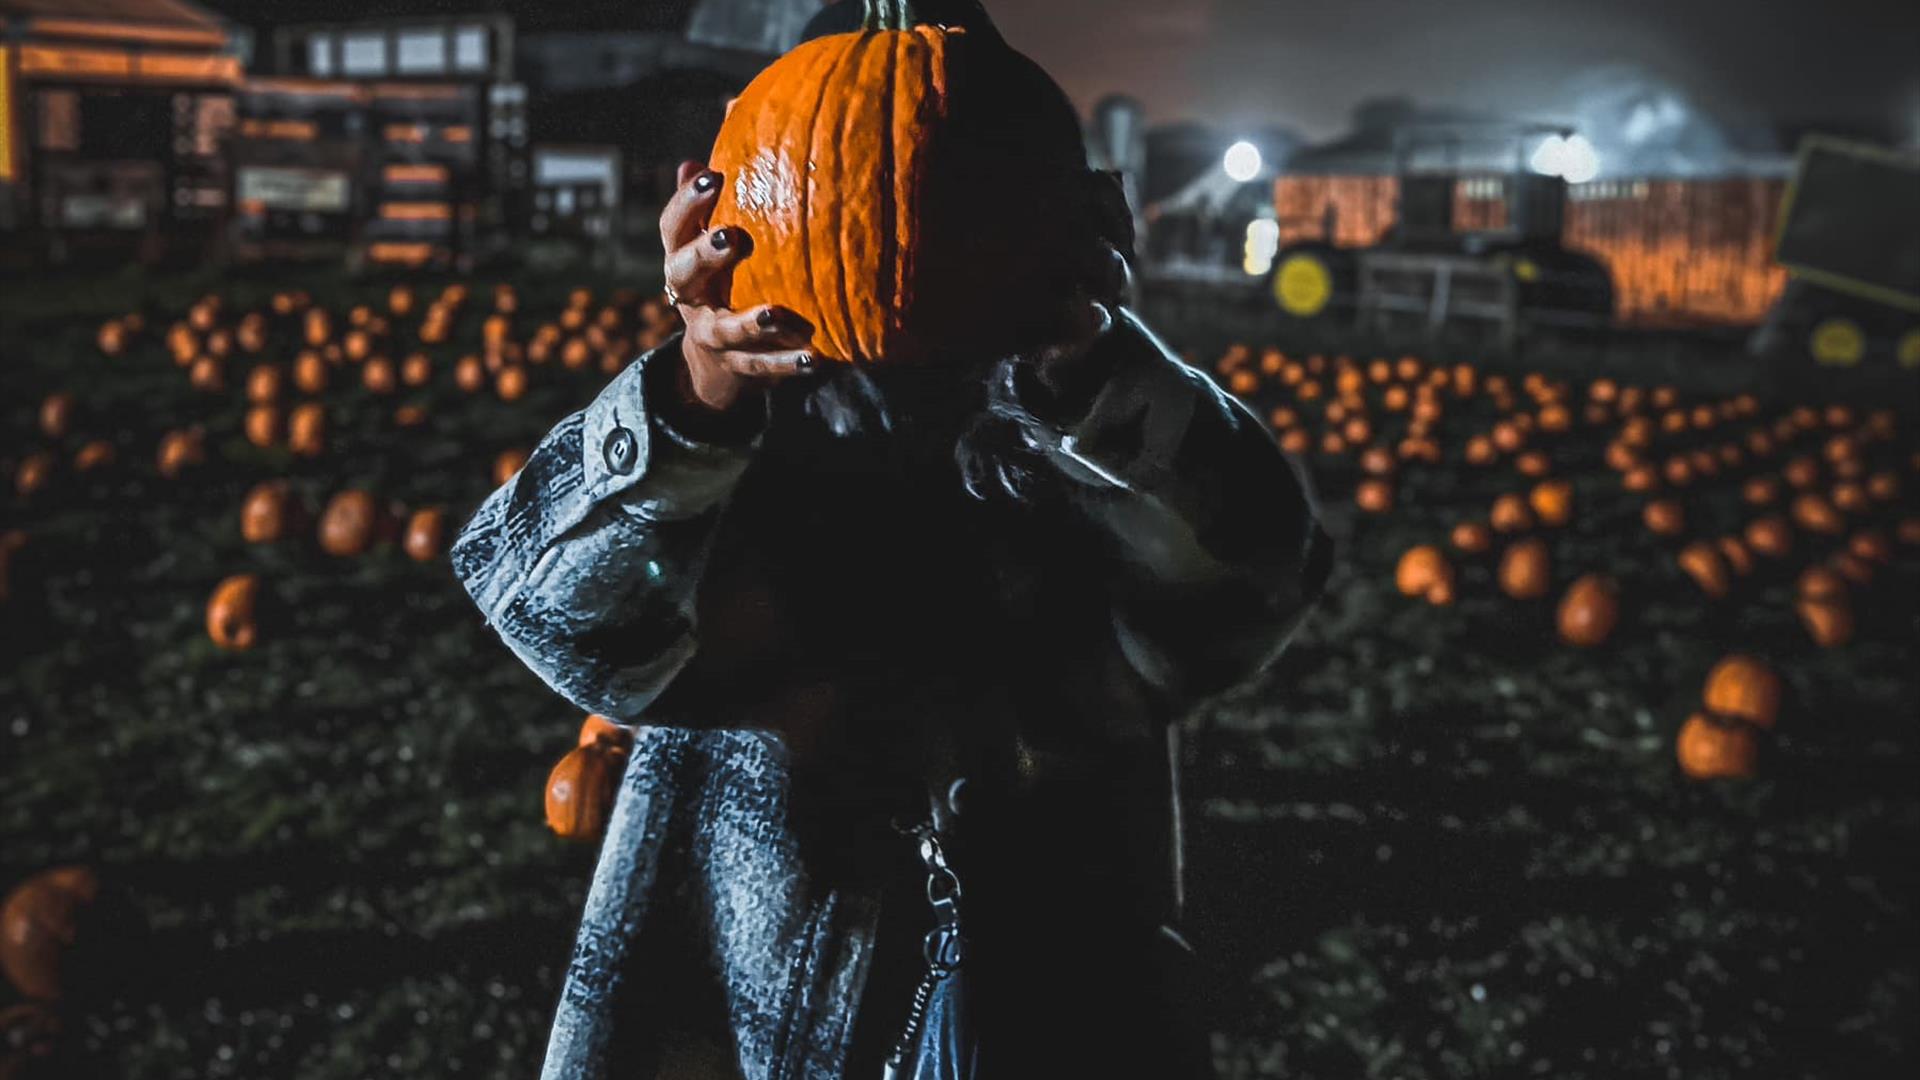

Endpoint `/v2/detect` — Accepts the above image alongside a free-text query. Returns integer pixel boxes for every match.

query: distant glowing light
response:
[1530,133,1602,184]
[1243,217,1280,276]
[1224,140,1263,182]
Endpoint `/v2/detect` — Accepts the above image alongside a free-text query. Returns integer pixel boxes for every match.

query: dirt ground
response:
[2,271,1914,1079]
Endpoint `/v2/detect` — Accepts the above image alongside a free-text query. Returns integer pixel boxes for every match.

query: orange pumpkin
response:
[402,507,447,563]
[319,491,380,557]
[1741,476,1779,506]
[1497,537,1551,600]
[1513,450,1551,478]
[1555,574,1619,647]
[1794,566,1853,648]
[1677,541,1730,599]
[393,404,428,428]
[496,365,529,402]
[155,429,205,478]
[1642,499,1685,537]
[1703,655,1781,729]
[240,482,300,544]
[72,440,114,472]
[708,1,1088,363]
[1788,493,1842,535]
[1830,482,1869,515]
[1354,478,1394,513]
[1865,470,1900,503]
[14,453,54,498]
[188,356,224,392]
[240,404,279,448]
[97,319,128,355]
[246,364,282,404]
[545,732,630,841]
[1528,480,1573,528]
[0,865,98,1001]
[1716,535,1755,577]
[294,351,329,394]
[1278,429,1310,455]
[401,353,432,387]
[1490,494,1533,533]
[288,403,326,458]
[206,574,262,650]
[37,394,74,439]
[1744,515,1793,558]
[1450,521,1493,555]
[1676,713,1756,780]
[494,448,530,487]
[1464,435,1497,466]
[1394,545,1454,603]
[362,357,398,394]
[1622,464,1659,493]
[1783,456,1820,490]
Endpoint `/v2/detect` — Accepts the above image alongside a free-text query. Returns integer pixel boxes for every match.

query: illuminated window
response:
[308,33,333,76]
[38,90,80,152]
[454,27,487,72]
[342,33,386,76]
[396,30,446,74]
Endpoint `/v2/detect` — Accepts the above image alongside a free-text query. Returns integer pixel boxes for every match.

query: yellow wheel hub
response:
[1810,318,1865,367]
[1274,253,1333,318]
[1897,329,1920,370]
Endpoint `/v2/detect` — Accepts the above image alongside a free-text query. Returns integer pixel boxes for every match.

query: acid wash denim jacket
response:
[452,308,1331,1080]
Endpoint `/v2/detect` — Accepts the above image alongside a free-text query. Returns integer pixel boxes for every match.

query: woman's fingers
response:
[664,226,751,309]
[717,349,816,380]
[705,305,814,352]
[659,165,724,254]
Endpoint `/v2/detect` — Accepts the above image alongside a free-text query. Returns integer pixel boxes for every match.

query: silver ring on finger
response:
[663,280,681,306]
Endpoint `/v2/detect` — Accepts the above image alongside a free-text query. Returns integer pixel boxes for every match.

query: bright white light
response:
[1243,217,1279,276]
[1531,133,1602,183]
[1224,140,1263,182]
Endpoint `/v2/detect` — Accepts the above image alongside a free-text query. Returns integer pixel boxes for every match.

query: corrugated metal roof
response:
[0,0,224,30]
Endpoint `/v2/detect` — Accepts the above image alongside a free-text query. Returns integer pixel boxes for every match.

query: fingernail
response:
[694,171,720,193]
[795,353,815,372]
[709,228,732,251]
[757,308,778,329]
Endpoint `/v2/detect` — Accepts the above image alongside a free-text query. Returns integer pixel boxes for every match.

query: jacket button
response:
[602,425,638,475]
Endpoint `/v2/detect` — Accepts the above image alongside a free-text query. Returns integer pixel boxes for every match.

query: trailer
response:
[1751,137,1920,370]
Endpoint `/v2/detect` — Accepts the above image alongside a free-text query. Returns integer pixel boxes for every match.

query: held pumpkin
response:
[206,574,262,650]
[707,0,1090,364]
[0,865,99,1001]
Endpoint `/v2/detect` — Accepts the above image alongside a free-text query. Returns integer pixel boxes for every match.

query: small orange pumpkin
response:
[155,429,206,478]
[318,491,380,557]
[72,440,114,472]
[362,357,398,395]
[1490,494,1533,534]
[1741,476,1779,506]
[240,482,300,544]
[288,404,326,458]
[37,394,74,439]
[1794,566,1853,648]
[401,353,432,387]
[1743,516,1793,559]
[1556,574,1619,647]
[496,365,529,402]
[244,405,282,449]
[1676,713,1756,780]
[1394,545,1454,604]
[402,507,448,563]
[206,574,262,650]
[1702,655,1781,730]
[545,738,629,841]
[1676,541,1730,599]
[246,364,283,405]
[1528,480,1573,528]
[494,448,530,487]
[1354,478,1394,514]
[1788,493,1843,535]
[1642,499,1685,537]
[1450,521,1493,555]
[0,865,99,1000]
[1497,537,1552,600]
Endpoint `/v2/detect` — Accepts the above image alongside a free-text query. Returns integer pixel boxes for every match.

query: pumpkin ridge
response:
[827,33,889,362]
[797,36,857,361]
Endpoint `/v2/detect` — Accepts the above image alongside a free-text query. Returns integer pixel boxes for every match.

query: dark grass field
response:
[2,271,1915,1079]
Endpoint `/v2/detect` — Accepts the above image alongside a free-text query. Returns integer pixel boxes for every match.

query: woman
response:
[453,11,1330,1079]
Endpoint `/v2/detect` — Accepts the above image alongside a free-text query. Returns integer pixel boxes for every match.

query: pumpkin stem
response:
[862,0,919,31]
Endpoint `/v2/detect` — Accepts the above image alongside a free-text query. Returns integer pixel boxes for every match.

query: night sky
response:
[993,0,1919,142]
[213,1,1920,144]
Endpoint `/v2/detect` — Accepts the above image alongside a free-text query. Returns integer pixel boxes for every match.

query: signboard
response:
[1776,137,1920,313]
[237,166,350,212]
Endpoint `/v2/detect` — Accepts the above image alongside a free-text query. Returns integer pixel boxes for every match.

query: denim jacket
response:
[452,309,1331,1079]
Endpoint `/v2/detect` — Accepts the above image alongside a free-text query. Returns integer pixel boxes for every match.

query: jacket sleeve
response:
[978,308,1333,707]
[450,338,759,720]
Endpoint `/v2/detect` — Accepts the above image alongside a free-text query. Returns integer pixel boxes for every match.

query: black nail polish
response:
[795,353,815,372]
[710,228,732,251]
[694,171,720,193]
[757,308,778,329]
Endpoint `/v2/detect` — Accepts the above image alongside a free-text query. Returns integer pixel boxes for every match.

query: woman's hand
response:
[661,160,817,416]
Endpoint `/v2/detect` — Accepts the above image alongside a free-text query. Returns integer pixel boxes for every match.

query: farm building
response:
[1273,102,1795,328]
[0,0,242,265]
